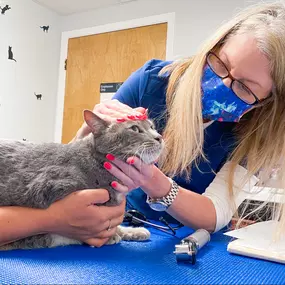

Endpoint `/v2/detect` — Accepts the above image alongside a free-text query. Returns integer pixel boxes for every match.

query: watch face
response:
[149,201,168,212]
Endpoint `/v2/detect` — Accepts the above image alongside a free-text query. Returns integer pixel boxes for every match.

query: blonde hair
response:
[160,1,285,233]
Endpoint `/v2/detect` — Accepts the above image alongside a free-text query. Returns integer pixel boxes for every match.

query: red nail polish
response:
[111,181,118,188]
[128,158,135,165]
[117,118,126,123]
[127,115,136,120]
[135,114,143,119]
[106,154,115,161]
[140,115,148,120]
[104,162,112,170]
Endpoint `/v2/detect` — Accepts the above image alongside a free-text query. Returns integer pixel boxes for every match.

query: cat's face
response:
[84,110,164,164]
[102,119,163,164]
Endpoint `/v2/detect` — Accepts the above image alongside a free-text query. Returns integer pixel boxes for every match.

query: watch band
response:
[146,178,180,210]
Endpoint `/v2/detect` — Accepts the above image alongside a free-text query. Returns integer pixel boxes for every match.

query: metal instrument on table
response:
[174,229,210,264]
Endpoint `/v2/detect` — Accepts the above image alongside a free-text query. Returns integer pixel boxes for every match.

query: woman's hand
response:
[104,154,172,199]
[46,189,125,247]
[71,100,147,142]
[93,99,146,122]
[103,155,155,194]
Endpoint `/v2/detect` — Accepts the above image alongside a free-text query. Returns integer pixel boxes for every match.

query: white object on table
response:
[224,221,285,264]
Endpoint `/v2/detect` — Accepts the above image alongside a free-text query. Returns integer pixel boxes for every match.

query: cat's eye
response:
[131,125,141,133]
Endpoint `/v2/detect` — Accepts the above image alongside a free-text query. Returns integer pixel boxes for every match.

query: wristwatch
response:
[146,178,180,211]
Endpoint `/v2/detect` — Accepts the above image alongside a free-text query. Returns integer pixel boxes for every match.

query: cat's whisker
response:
[139,148,146,170]
[133,142,161,166]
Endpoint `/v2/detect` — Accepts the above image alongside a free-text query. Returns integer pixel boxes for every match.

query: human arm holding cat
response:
[103,155,258,232]
[104,155,219,231]
[0,189,125,247]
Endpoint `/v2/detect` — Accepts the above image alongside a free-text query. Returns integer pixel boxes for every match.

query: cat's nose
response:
[155,134,162,143]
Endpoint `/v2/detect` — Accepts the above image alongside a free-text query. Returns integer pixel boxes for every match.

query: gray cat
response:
[0,110,163,250]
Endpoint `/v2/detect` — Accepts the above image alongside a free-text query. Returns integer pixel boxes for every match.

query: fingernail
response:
[111,181,118,188]
[135,114,143,119]
[128,158,135,165]
[117,118,126,123]
[106,154,115,161]
[104,162,112,170]
[141,115,148,120]
[127,115,136,120]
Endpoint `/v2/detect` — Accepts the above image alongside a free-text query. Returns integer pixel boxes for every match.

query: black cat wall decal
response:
[34,92,42,100]
[40,25,49,33]
[0,5,11,15]
[8,46,16,62]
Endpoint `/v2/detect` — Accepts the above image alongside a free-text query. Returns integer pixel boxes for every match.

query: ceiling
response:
[33,0,137,16]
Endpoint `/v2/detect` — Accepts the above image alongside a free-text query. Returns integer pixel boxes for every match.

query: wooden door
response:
[61,23,167,143]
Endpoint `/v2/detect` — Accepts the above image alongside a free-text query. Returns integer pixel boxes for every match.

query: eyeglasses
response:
[123,210,184,236]
[206,52,260,105]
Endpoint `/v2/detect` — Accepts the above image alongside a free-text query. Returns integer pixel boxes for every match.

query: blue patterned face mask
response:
[201,64,253,122]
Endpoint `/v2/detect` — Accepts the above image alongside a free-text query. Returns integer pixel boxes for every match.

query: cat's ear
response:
[83,110,109,134]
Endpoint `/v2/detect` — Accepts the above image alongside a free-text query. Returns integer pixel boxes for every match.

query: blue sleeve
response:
[112,59,170,108]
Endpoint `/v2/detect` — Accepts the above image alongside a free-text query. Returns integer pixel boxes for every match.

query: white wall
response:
[60,0,258,58]
[0,0,61,142]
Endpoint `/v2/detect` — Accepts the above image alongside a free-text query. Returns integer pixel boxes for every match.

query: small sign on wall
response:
[100,82,123,102]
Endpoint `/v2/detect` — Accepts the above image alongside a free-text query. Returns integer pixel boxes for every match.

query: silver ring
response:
[107,219,112,231]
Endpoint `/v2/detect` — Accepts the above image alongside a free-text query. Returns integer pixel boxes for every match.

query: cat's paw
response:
[106,233,122,245]
[119,226,150,241]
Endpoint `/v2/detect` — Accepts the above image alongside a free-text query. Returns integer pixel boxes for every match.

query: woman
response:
[76,1,285,233]
[0,1,284,247]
